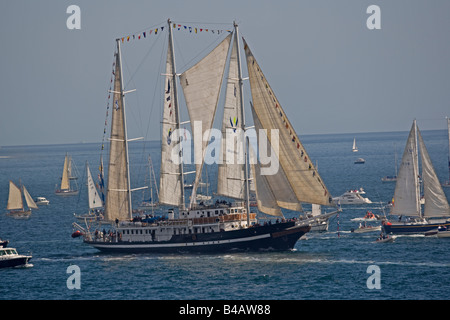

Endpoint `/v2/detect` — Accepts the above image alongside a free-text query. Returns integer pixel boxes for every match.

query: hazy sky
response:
[1,0,449,146]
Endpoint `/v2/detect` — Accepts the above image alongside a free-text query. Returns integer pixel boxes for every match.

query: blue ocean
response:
[1,129,450,301]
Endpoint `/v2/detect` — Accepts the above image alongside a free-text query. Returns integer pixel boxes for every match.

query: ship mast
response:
[233,21,251,225]
[167,18,186,210]
[116,39,133,218]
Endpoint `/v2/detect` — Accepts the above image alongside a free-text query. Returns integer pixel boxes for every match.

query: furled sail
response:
[217,34,245,200]
[87,162,103,210]
[159,40,183,207]
[7,181,23,210]
[391,121,421,216]
[418,128,450,217]
[244,39,333,207]
[105,43,131,222]
[180,34,231,207]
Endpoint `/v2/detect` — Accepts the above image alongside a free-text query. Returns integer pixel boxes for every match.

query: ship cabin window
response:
[207,211,210,217]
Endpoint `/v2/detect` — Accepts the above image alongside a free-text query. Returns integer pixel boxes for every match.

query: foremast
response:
[233,21,252,226]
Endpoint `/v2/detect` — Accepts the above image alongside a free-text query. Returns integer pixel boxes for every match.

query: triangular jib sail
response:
[244,39,333,207]
[391,121,421,216]
[417,128,450,217]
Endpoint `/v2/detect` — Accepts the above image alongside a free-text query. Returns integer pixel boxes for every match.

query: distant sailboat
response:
[383,120,450,234]
[74,162,104,222]
[55,153,79,196]
[352,138,358,152]
[6,181,38,219]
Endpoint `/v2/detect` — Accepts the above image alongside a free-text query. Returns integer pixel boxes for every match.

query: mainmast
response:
[167,18,186,210]
[116,39,133,219]
[233,21,251,225]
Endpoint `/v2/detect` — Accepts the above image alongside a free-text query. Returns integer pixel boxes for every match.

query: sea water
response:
[1,130,449,300]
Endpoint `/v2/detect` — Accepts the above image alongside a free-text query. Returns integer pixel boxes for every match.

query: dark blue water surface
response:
[1,130,449,300]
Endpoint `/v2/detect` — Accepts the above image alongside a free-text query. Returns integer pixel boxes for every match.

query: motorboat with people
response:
[0,247,32,268]
[354,158,365,164]
[375,233,396,243]
[352,222,381,233]
[425,225,450,238]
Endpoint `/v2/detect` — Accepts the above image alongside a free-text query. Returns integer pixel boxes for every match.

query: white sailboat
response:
[55,153,79,196]
[74,162,104,222]
[383,120,450,234]
[6,180,38,219]
[75,20,335,253]
[352,138,358,152]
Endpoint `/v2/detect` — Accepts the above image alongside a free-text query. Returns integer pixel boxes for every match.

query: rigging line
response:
[174,20,232,25]
[146,33,168,145]
[173,30,231,74]
[123,31,165,90]
[119,20,167,39]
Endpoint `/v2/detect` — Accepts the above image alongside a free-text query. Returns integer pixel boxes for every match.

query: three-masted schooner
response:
[383,120,450,234]
[76,20,336,253]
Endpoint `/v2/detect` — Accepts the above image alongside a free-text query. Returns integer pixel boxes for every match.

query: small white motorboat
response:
[34,197,49,205]
[333,188,372,205]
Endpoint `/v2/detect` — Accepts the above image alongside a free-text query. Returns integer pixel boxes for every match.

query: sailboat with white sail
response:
[6,180,38,219]
[383,120,450,234]
[74,162,104,222]
[75,20,336,253]
[55,153,79,196]
[352,138,358,152]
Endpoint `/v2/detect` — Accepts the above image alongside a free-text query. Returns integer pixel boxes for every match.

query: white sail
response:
[352,138,358,152]
[60,154,70,190]
[23,185,38,209]
[7,181,23,210]
[104,42,131,222]
[217,34,245,200]
[87,162,103,210]
[180,34,231,207]
[244,39,333,207]
[417,128,450,217]
[252,106,302,212]
[249,146,283,217]
[391,121,421,216]
[159,40,184,207]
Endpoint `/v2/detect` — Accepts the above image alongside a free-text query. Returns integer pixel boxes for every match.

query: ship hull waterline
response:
[84,222,310,254]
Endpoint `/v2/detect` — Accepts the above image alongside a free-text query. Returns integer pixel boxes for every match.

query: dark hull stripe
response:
[383,221,450,234]
[86,223,309,254]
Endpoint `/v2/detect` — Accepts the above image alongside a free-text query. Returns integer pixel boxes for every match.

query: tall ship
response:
[383,120,450,234]
[74,20,336,253]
